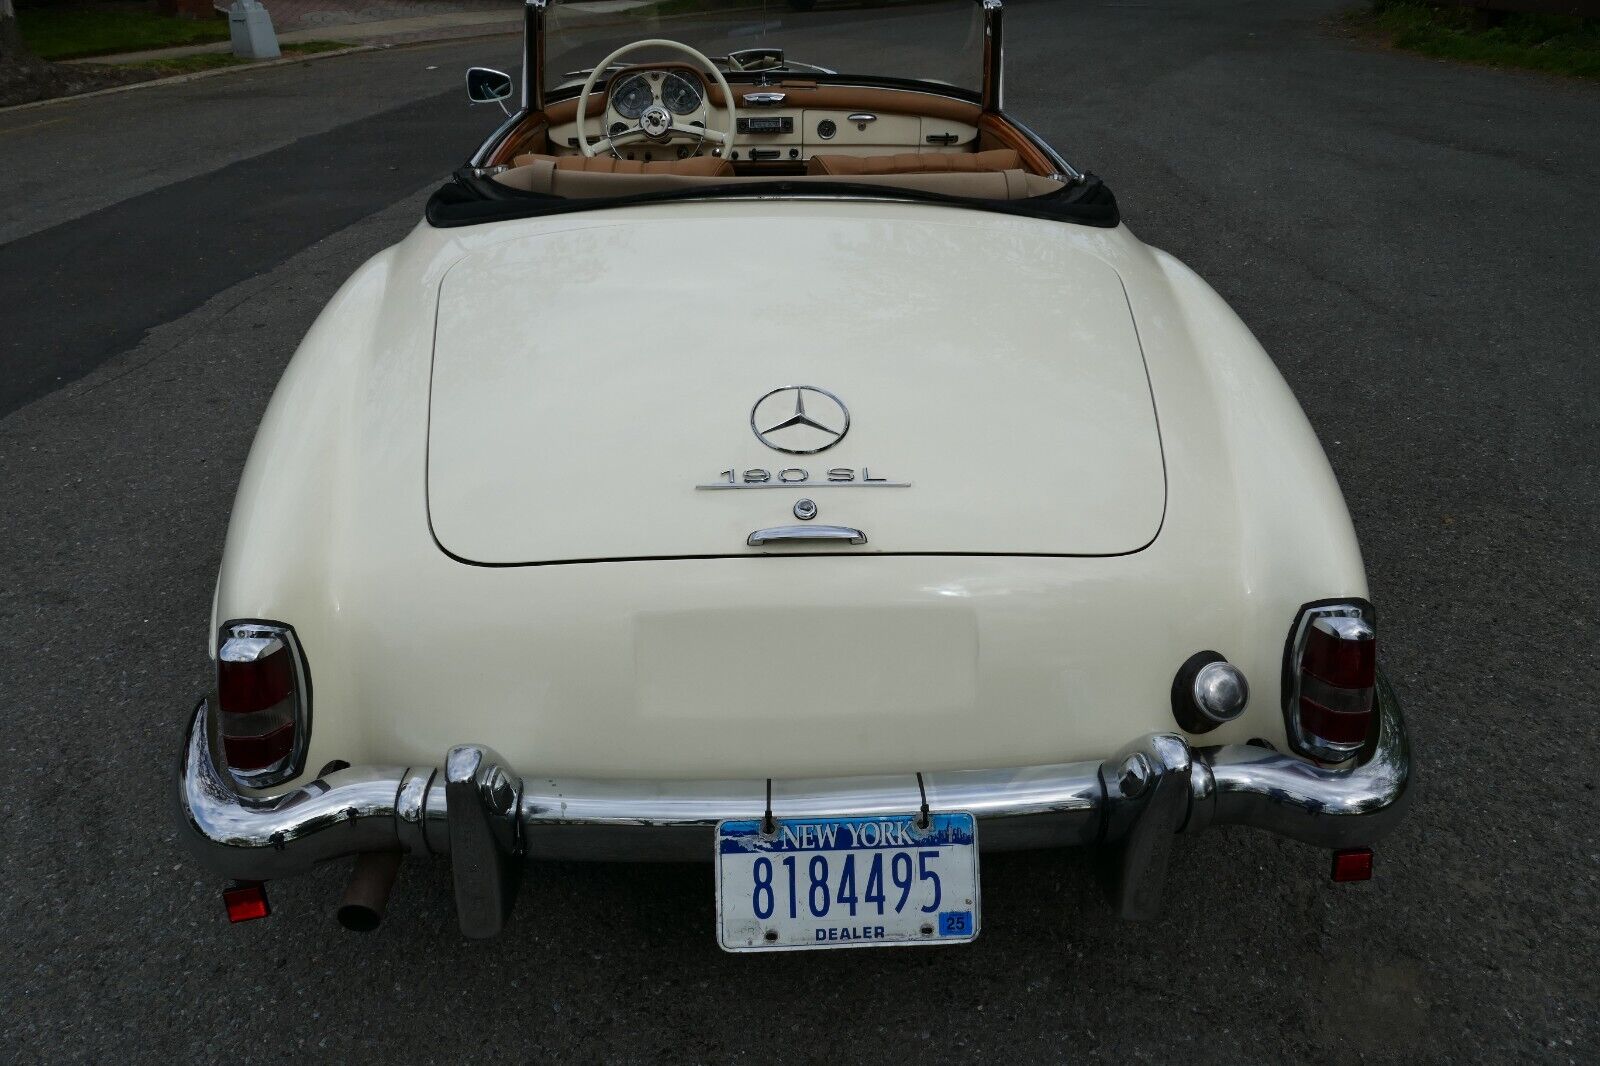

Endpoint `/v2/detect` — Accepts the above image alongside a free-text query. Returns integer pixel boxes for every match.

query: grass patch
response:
[1346,2,1600,79]
[19,6,231,61]
[122,40,351,73]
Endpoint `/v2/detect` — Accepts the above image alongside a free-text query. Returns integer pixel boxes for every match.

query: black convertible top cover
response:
[425,170,1121,229]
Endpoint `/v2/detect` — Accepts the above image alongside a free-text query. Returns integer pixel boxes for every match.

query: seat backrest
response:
[492,165,1062,201]
[806,149,1024,177]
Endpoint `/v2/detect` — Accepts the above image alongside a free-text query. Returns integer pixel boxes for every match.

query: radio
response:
[736,116,794,135]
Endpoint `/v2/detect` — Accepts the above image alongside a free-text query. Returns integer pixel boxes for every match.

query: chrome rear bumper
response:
[176,676,1412,937]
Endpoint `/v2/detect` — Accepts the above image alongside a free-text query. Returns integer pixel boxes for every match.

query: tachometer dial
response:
[610,74,654,120]
[661,72,704,116]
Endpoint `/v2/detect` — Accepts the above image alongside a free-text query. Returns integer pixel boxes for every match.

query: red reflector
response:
[221,721,296,771]
[218,643,294,715]
[1298,695,1373,745]
[1302,621,1375,687]
[223,882,271,922]
[1330,847,1374,883]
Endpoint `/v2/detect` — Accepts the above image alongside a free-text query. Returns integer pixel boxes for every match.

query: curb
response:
[0,45,371,115]
[0,28,517,116]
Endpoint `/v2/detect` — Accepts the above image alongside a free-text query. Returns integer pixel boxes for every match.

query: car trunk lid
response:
[426,210,1165,564]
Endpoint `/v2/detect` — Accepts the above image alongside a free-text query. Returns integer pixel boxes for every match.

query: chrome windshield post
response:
[525,0,550,112]
[981,0,1003,113]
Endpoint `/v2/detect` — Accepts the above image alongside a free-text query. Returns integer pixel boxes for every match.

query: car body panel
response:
[213,203,1365,783]
[426,212,1165,563]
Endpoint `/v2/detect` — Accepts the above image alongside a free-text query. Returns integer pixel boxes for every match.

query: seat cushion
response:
[513,153,734,177]
[806,149,1024,177]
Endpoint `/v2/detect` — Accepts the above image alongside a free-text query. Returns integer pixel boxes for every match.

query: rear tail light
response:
[217,622,309,786]
[1285,602,1376,762]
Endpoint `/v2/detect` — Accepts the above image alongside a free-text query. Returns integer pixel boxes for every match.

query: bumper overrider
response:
[176,676,1412,938]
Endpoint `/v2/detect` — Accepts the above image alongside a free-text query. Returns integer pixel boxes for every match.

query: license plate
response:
[715,811,980,952]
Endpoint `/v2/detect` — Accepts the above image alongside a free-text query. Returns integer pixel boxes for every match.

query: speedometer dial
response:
[661,72,704,116]
[610,74,654,120]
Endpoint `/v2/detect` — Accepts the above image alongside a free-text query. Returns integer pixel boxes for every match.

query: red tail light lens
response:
[217,623,308,786]
[218,644,294,714]
[1286,604,1376,761]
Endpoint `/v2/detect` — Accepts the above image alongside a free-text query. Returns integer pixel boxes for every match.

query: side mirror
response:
[466,67,515,110]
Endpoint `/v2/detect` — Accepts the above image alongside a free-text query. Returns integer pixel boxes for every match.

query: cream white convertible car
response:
[178,0,1411,949]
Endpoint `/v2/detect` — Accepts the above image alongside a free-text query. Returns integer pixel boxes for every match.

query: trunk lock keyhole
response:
[793,499,818,521]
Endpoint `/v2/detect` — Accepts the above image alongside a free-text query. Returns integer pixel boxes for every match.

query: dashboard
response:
[546,70,981,166]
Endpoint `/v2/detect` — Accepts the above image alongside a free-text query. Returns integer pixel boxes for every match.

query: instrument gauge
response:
[610,74,654,120]
[661,72,704,116]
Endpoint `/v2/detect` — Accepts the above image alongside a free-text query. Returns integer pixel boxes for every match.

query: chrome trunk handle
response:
[747,525,867,546]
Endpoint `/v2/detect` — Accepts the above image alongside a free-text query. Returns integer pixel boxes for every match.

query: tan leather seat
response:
[512,153,734,176]
[495,164,1060,201]
[806,149,1024,177]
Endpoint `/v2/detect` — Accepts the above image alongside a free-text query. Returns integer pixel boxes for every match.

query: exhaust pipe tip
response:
[337,902,384,933]
[337,851,402,933]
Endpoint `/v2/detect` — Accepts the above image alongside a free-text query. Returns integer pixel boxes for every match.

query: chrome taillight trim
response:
[1281,599,1375,762]
[216,620,312,788]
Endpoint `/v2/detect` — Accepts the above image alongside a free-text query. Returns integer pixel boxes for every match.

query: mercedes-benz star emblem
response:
[750,386,850,454]
[641,105,672,139]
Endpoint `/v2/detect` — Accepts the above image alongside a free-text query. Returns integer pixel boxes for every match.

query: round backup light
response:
[1195,661,1250,722]
[1171,651,1249,734]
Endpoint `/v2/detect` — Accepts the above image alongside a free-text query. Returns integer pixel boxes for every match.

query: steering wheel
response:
[576,39,738,160]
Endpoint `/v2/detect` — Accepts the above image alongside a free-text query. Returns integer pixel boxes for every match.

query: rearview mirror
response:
[466,67,515,108]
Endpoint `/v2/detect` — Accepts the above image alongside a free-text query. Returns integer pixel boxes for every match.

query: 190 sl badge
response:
[696,386,910,489]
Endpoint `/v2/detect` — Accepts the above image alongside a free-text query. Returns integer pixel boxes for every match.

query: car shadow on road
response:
[197,827,1435,1059]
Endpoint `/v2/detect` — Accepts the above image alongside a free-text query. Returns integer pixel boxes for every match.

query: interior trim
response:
[490,120,550,167]
[977,113,1057,176]
[541,81,983,128]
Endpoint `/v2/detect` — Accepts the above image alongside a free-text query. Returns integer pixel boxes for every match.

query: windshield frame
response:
[522,0,1004,113]
[457,0,1088,209]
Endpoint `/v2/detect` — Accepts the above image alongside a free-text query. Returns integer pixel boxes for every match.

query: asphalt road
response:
[1,1,1596,1061]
